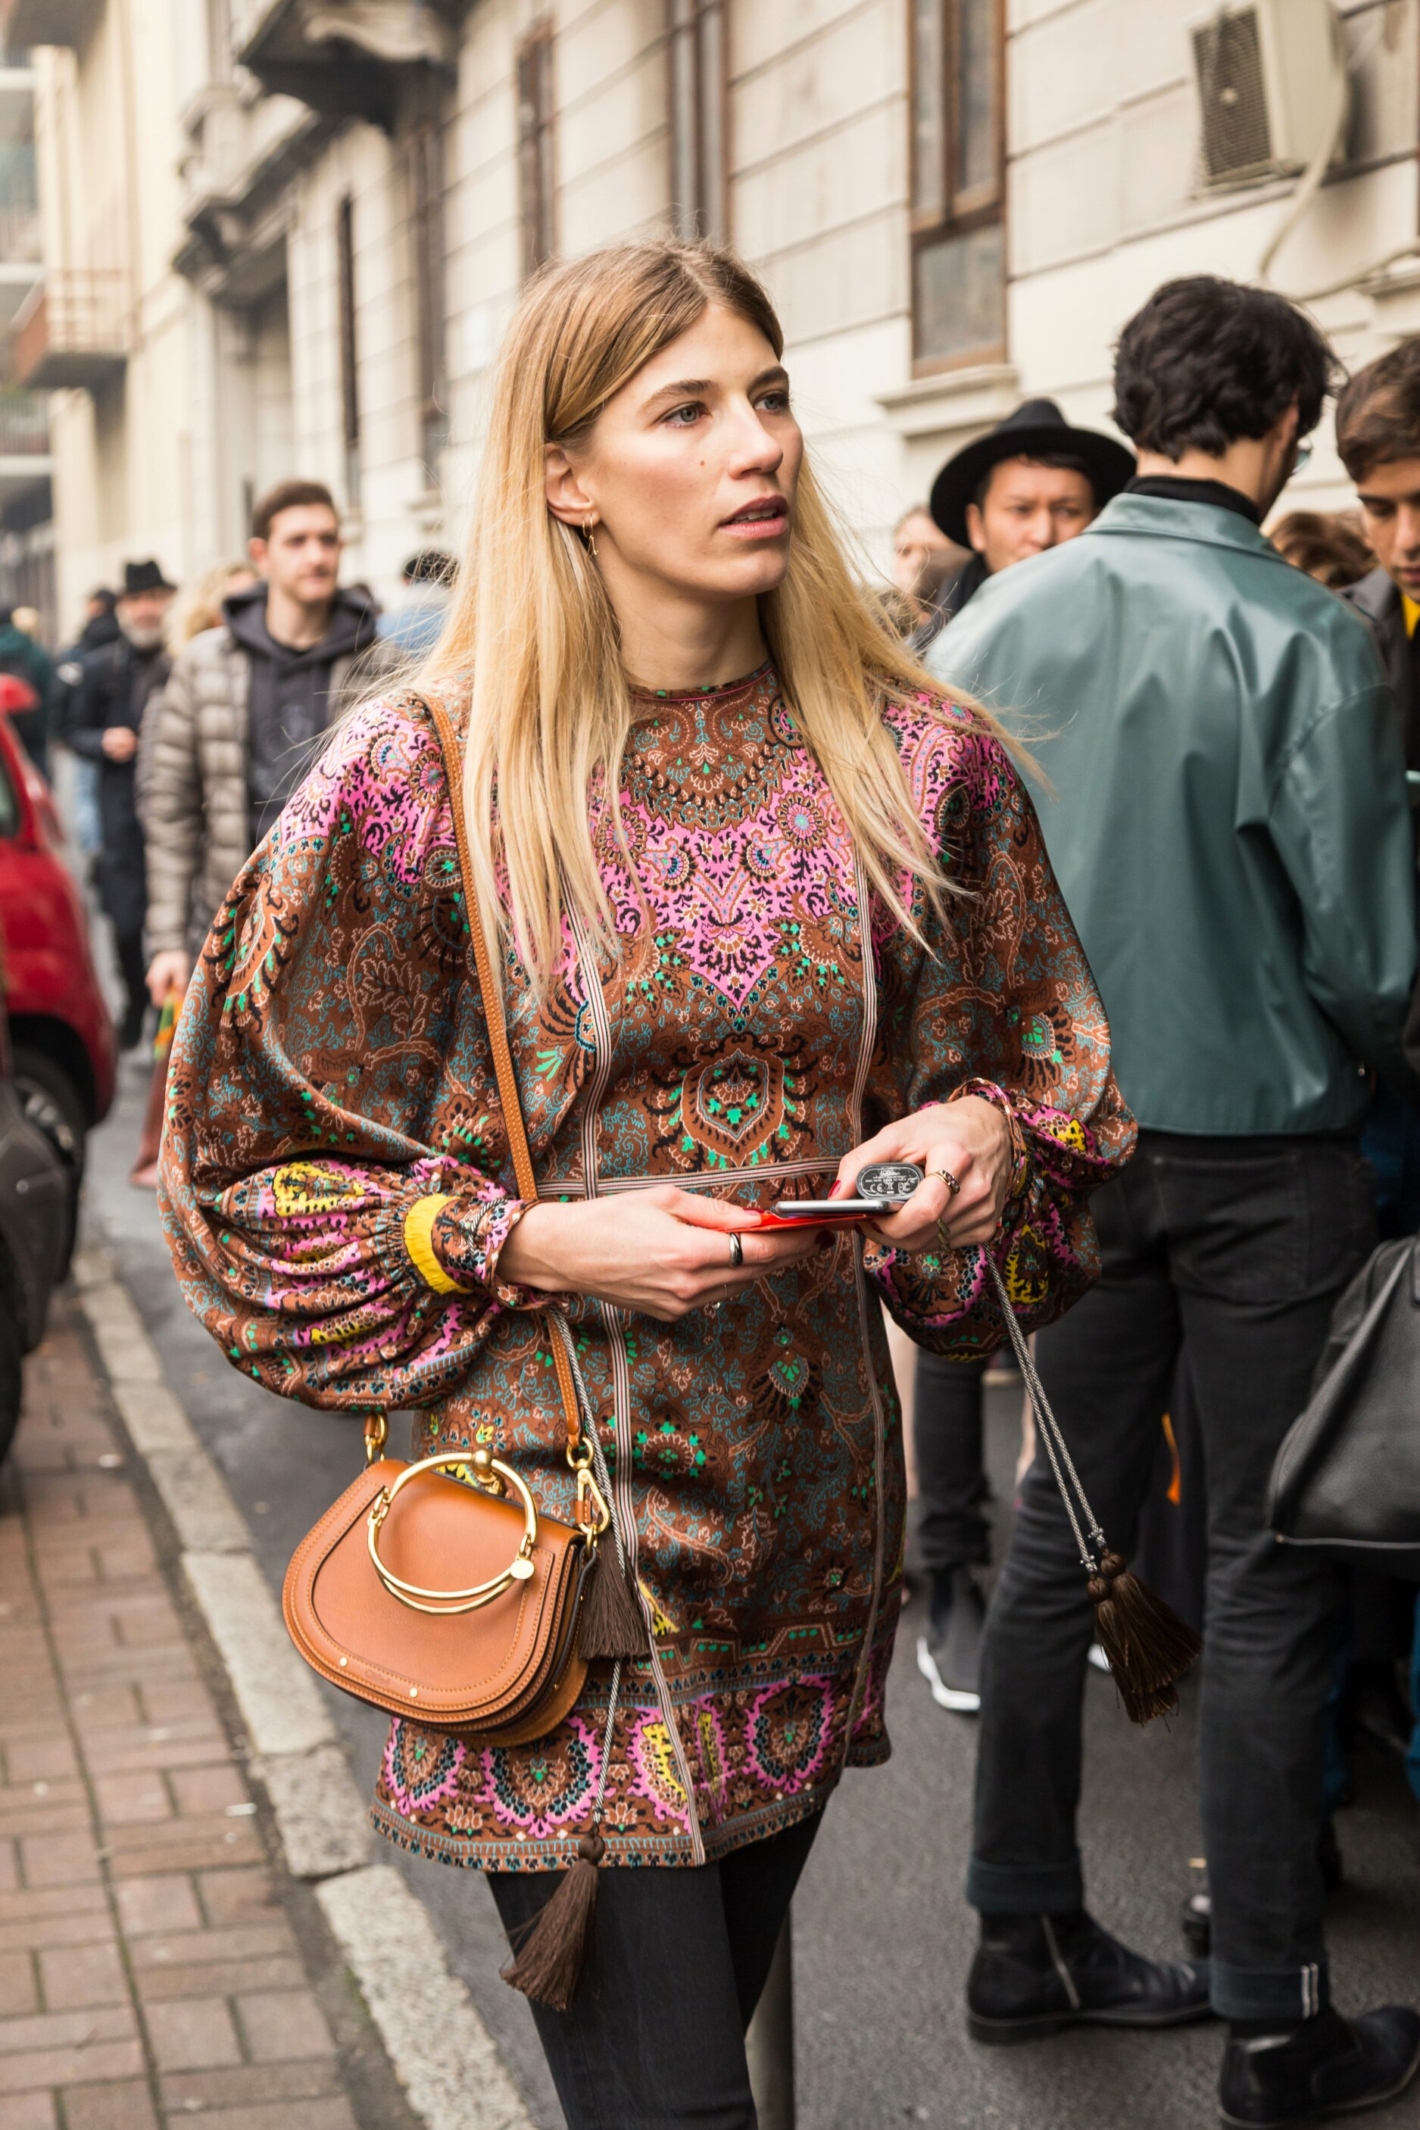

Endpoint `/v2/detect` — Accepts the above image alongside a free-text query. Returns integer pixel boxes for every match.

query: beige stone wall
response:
[27,0,1420,623]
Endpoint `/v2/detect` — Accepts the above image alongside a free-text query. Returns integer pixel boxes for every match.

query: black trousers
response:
[969,1132,1374,2022]
[488,1812,821,2129]
[913,1353,991,1572]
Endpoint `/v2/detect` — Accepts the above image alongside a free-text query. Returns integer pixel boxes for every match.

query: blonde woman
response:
[162,560,259,653]
[160,242,1133,2126]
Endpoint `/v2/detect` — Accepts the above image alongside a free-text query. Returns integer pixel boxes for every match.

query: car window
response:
[0,755,17,840]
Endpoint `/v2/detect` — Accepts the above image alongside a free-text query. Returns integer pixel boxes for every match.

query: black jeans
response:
[488,1812,821,2129]
[913,1353,991,1572]
[969,1132,1374,2022]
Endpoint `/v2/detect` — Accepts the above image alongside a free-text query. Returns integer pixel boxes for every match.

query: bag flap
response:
[282,1459,583,1723]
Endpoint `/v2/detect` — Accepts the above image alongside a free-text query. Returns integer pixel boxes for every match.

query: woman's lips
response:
[720,499,789,540]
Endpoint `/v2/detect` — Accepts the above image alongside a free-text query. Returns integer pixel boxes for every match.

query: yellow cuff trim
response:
[404,1194,472,1294]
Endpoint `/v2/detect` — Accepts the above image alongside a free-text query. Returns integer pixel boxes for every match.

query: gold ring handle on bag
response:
[366,1449,539,1615]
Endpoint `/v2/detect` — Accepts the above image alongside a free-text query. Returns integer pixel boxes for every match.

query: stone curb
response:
[69,1246,537,2130]
[319,1868,537,2130]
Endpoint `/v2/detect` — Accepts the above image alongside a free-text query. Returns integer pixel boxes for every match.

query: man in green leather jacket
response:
[931,276,1420,2128]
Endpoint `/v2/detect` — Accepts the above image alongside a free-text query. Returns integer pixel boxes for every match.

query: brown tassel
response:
[1087,1550,1201,1725]
[501,1831,605,2010]
[577,1544,648,1661]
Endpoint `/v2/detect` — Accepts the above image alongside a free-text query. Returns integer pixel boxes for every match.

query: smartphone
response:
[765,1161,924,1227]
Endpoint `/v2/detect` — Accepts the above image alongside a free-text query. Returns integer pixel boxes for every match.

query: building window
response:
[408,118,449,482]
[336,194,360,506]
[668,0,727,243]
[517,22,556,279]
[910,0,1005,371]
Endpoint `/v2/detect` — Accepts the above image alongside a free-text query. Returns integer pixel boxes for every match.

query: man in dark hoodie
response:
[62,561,176,1047]
[143,480,397,1004]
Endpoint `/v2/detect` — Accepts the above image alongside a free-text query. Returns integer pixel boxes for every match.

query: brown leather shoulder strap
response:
[422,695,582,1453]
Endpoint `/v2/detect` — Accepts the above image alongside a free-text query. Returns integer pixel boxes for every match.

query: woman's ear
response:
[545,443,596,529]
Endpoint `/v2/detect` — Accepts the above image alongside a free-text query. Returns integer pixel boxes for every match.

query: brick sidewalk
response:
[0,1295,384,2130]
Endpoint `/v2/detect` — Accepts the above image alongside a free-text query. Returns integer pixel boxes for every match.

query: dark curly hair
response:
[1335,340,1420,482]
[1111,276,1339,460]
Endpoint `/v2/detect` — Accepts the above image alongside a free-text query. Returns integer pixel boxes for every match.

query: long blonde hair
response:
[419,240,989,987]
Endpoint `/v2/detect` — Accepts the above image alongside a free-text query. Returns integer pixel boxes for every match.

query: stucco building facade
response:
[5,0,1419,637]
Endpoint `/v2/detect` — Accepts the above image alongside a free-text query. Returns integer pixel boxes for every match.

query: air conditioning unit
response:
[1189,0,1345,189]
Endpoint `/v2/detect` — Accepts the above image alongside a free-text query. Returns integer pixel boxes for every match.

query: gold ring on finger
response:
[935,1215,952,1253]
[930,1168,961,1196]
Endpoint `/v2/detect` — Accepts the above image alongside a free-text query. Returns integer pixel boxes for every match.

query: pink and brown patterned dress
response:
[159,664,1134,1874]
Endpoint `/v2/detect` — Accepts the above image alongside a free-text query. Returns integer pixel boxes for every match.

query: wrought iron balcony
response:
[10,269,126,390]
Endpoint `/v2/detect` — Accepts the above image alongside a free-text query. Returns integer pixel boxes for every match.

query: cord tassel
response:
[501,1831,605,2011]
[577,1543,648,1660]
[1087,1550,1201,1723]
[984,1258,1199,1727]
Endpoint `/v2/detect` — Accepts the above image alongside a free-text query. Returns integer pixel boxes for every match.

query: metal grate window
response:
[1193,8,1273,185]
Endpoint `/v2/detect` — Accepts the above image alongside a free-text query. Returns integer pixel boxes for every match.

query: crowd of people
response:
[16,244,1420,2128]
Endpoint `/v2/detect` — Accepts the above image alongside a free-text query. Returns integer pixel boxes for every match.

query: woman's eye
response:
[758,390,790,413]
[664,403,704,427]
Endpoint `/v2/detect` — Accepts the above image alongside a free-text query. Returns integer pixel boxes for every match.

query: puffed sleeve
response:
[158,699,544,1412]
[866,705,1136,1359]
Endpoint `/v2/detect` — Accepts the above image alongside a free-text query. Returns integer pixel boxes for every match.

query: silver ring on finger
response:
[728,1231,744,1270]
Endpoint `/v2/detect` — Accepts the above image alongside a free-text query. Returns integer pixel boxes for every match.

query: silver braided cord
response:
[985,1257,1106,1573]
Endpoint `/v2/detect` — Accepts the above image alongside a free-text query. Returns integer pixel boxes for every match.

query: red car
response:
[0,675,116,1263]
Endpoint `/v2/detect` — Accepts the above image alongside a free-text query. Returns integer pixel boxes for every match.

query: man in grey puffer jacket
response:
[144,479,403,1002]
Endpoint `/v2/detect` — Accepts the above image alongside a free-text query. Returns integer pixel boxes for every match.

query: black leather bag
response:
[1266,1236,1420,1579]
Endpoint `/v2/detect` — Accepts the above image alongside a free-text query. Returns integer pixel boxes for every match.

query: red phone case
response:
[756,1206,871,1230]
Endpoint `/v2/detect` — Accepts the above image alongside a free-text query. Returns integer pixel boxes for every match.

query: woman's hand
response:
[496,1185,824,1322]
[836,1098,1013,1255]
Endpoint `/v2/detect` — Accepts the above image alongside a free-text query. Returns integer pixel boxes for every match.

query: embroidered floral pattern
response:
[159,666,1133,1875]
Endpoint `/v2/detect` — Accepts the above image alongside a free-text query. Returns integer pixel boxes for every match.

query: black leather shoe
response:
[966,1910,1212,2045]
[1220,2004,1420,2126]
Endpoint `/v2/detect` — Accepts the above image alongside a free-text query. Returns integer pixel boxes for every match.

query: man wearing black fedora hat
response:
[60,559,176,1048]
[927,398,1135,626]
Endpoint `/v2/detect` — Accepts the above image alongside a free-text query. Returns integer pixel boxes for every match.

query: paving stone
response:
[0,2085,56,2125]
[142,1997,241,2074]
[166,1766,247,1819]
[16,1835,99,1889]
[60,2084,159,2130]
[233,1989,334,2064]
[37,1942,126,2012]
[112,1877,201,1939]
[1,1747,75,1788]
[0,1958,35,2020]
[159,2059,346,2110]
[0,2042,142,2097]
[192,1872,280,1931]
[92,1774,172,1828]
[162,2102,357,2130]
[0,2005,137,2058]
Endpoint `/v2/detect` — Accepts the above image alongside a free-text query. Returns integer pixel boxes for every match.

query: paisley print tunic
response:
[159,665,1134,1873]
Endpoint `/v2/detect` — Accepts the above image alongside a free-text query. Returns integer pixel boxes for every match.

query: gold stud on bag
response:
[280,695,646,1752]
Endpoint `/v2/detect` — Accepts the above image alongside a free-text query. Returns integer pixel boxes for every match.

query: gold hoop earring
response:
[583,515,598,558]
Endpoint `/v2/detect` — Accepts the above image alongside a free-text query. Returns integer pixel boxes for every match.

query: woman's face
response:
[545,304,803,608]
